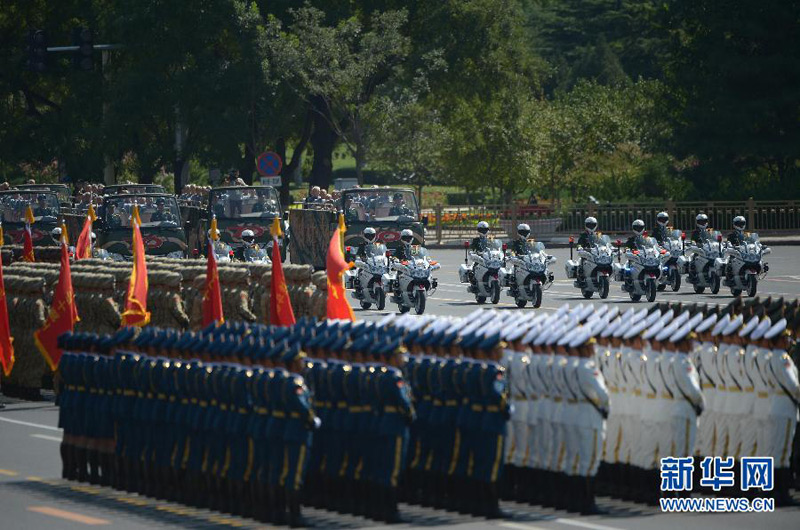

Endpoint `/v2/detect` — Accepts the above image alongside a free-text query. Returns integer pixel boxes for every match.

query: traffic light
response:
[72,27,93,71]
[26,29,48,72]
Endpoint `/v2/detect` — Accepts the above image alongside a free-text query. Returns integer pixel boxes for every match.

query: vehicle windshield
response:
[411,246,430,259]
[670,229,682,240]
[366,243,388,256]
[17,185,70,204]
[209,187,280,219]
[528,241,546,253]
[341,189,419,222]
[0,192,60,223]
[103,184,166,196]
[103,196,181,228]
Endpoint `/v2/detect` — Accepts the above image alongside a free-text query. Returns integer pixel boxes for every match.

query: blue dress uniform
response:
[375,341,415,523]
[267,363,290,525]
[325,346,350,512]
[304,354,329,508]
[247,367,271,523]
[225,367,253,517]
[281,343,318,528]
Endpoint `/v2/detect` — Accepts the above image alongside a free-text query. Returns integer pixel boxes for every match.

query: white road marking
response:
[500,522,551,530]
[31,434,62,442]
[0,416,62,432]
[553,518,626,530]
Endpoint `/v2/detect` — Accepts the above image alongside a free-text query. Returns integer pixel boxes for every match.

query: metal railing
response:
[423,199,800,244]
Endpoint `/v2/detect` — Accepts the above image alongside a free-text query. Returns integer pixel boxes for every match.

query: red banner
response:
[202,239,225,327]
[326,228,355,321]
[121,208,150,327]
[0,256,15,377]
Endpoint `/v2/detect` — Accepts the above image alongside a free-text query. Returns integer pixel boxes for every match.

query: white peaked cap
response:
[750,317,772,341]
[631,308,649,324]
[555,303,571,317]
[644,310,663,327]
[764,318,787,340]
[688,312,705,329]
[723,314,745,336]
[569,327,593,348]
[659,309,675,325]
[673,310,692,327]
[602,317,623,338]
[642,320,666,340]
[695,314,718,334]
[623,319,648,340]
[671,321,695,343]
[739,316,760,338]
[712,314,732,336]
[656,320,682,342]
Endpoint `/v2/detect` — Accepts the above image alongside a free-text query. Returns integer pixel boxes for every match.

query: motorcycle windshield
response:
[245,248,269,261]
[411,246,430,258]
[528,241,546,253]
[487,239,503,251]
[671,229,682,240]
[745,233,759,243]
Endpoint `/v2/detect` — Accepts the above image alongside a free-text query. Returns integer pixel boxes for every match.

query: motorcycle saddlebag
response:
[458,263,471,284]
[564,260,579,279]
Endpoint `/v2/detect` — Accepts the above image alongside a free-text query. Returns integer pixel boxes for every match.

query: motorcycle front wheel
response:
[710,273,721,295]
[670,269,681,292]
[599,276,609,299]
[746,275,757,297]
[376,289,386,311]
[490,283,500,304]
[694,285,705,294]
[630,292,642,302]
[398,304,410,314]
[414,291,427,315]
[532,283,543,308]
[581,288,594,299]
[515,298,527,308]
[475,295,486,304]
[360,301,372,310]
[646,280,657,303]
[731,287,742,297]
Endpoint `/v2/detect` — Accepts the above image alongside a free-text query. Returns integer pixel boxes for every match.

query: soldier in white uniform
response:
[717,314,745,457]
[761,318,800,505]
[690,313,719,459]
[666,319,705,465]
[743,317,773,460]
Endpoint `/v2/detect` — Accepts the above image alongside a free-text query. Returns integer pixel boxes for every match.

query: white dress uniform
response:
[571,333,610,477]
[744,318,773,457]
[763,321,800,468]
[689,314,719,457]
[666,322,705,459]
[730,317,760,458]
[599,319,623,465]
[717,315,744,456]
[701,314,731,457]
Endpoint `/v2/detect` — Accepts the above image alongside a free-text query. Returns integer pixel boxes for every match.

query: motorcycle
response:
[211,240,234,263]
[565,235,614,299]
[344,243,389,310]
[685,231,724,294]
[389,246,439,314]
[657,229,689,292]
[459,239,506,304]
[240,245,272,264]
[500,241,556,308]
[614,237,662,302]
[719,233,770,297]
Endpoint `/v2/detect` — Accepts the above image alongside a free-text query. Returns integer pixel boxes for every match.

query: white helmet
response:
[90,231,96,243]
[632,219,645,235]
[400,229,414,244]
[477,221,489,236]
[584,217,597,233]
[363,227,377,243]
[517,223,530,239]
[242,229,255,246]
[657,212,669,226]
[51,227,62,243]
[207,228,221,239]
[696,213,709,228]
[733,215,746,232]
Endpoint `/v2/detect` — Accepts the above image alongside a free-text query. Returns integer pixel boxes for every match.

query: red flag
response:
[23,206,35,262]
[121,206,150,327]
[202,238,224,327]
[326,228,355,321]
[270,236,296,326]
[33,226,79,370]
[0,254,15,377]
[74,205,97,260]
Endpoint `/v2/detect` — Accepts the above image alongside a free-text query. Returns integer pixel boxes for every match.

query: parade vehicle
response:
[460,239,506,304]
[15,183,72,208]
[685,230,724,294]
[344,243,390,310]
[340,187,426,250]
[613,237,662,302]
[389,246,439,314]
[500,241,556,308]
[0,190,61,246]
[565,235,614,299]
[205,185,288,261]
[657,229,688,292]
[102,183,167,196]
[720,233,770,297]
[95,193,188,259]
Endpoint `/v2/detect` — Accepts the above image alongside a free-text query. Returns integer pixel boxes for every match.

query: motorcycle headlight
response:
[745,253,760,262]
[108,252,125,262]
[166,250,184,259]
[596,255,612,265]
[644,257,659,267]
[411,268,428,279]
[529,262,544,273]
[488,260,502,269]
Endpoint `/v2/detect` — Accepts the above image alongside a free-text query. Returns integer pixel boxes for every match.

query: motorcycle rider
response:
[393,229,416,260]
[690,214,711,245]
[624,220,647,251]
[576,217,598,249]
[470,221,491,252]
[652,212,670,245]
[727,215,747,246]
[511,223,531,255]
[234,229,260,260]
[357,227,381,259]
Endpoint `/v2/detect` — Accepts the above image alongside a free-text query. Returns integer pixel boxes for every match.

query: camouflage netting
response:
[72,272,122,335]
[0,276,48,391]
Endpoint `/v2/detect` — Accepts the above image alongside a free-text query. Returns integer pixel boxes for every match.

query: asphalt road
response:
[352,246,800,321]
[0,246,798,529]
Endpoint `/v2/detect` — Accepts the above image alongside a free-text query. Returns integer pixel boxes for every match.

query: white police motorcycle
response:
[459,239,506,304]
[500,241,556,308]
[614,237,662,302]
[685,231,724,294]
[344,243,390,310]
[657,229,689,292]
[389,246,439,314]
[565,235,614,299]
[720,233,770,297]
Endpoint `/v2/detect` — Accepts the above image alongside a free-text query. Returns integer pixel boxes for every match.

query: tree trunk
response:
[240,144,257,185]
[283,107,313,206]
[309,95,337,190]
[139,166,155,184]
[355,141,366,185]
[173,159,185,195]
